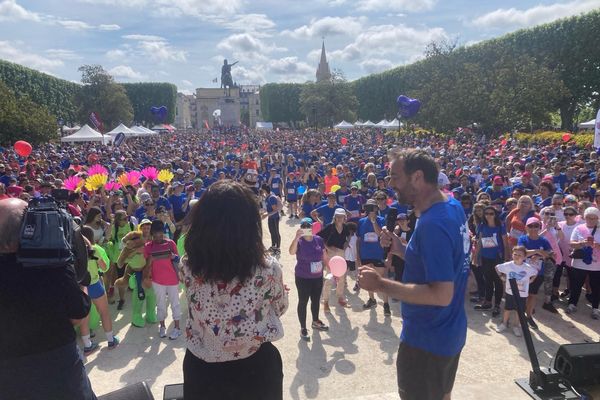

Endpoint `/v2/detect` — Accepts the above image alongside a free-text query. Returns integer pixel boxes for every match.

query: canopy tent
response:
[130,125,158,136]
[375,119,390,127]
[579,118,596,129]
[362,120,375,127]
[334,120,354,129]
[256,121,273,130]
[61,124,111,144]
[106,123,136,137]
[383,118,403,129]
[354,121,364,126]
[151,124,175,132]
[62,125,81,133]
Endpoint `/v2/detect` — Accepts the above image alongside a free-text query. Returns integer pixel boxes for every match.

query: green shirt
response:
[88,244,110,284]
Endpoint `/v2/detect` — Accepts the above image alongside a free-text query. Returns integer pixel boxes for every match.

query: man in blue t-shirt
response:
[358,149,469,400]
[311,192,342,226]
[261,184,281,254]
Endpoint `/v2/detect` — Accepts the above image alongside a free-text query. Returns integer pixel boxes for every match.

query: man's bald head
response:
[0,198,27,254]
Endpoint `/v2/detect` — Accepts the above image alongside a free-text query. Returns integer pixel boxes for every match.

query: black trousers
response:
[568,267,600,308]
[481,257,503,306]
[183,343,283,400]
[471,263,486,298]
[553,262,566,289]
[295,276,323,329]
[268,217,281,248]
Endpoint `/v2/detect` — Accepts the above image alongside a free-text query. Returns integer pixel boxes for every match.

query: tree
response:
[0,80,57,145]
[76,65,134,130]
[299,71,358,128]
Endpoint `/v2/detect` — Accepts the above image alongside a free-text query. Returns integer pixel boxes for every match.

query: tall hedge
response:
[122,82,177,124]
[260,83,304,123]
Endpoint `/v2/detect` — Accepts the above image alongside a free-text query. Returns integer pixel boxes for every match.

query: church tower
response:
[316,40,332,82]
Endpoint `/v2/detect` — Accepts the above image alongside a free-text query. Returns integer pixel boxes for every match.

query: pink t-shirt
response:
[144,239,179,285]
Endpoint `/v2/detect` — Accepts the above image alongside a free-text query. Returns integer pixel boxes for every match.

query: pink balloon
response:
[329,256,347,277]
[311,221,321,235]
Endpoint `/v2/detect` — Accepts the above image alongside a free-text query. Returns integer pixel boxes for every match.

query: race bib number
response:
[350,210,359,218]
[364,232,378,243]
[272,183,279,188]
[287,188,295,194]
[509,228,524,239]
[481,235,498,248]
[310,261,323,274]
[338,195,347,203]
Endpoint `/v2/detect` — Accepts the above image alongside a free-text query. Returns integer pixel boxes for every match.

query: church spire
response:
[316,40,331,82]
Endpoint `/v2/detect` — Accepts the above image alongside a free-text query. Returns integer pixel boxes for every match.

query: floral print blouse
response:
[183,256,288,362]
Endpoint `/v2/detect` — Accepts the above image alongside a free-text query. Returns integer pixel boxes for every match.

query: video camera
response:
[17,189,90,284]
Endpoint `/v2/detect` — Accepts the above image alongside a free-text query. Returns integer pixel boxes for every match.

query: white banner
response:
[595,108,600,148]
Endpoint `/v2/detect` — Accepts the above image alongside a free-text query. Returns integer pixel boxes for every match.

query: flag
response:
[212,78,218,83]
[89,112,104,132]
[595,108,600,148]
[204,120,209,129]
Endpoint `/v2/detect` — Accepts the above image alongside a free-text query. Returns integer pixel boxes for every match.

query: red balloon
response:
[14,140,32,157]
[500,139,507,146]
[562,133,571,142]
[341,137,348,145]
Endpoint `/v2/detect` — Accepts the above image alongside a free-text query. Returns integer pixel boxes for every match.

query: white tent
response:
[130,126,158,136]
[384,118,403,129]
[362,120,375,127]
[151,124,175,132]
[579,118,596,129]
[106,123,136,137]
[62,125,81,133]
[61,124,111,144]
[375,119,390,127]
[354,121,364,126]
[256,121,273,130]
[334,120,354,129]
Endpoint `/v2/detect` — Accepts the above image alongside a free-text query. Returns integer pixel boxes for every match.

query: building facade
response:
[316,41,331,83]
[175,92,195,129]
[239,85,262,128]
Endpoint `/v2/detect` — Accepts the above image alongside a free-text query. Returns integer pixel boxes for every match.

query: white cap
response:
[334,208,346,217]
[437,172,450,187]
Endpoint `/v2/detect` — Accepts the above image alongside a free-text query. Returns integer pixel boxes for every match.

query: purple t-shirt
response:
[295,236,325,279]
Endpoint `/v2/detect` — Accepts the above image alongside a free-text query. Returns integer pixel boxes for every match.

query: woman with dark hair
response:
[182,180,288,400]
[84,206,110,245]
[472,205,509,317]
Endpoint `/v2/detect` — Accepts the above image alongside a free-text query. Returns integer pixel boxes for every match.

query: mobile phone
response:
[301,228,312,236]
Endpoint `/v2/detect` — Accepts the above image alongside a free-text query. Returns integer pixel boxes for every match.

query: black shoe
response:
[474,303,492,310]
[527,317,539,330]
[300,328,310,341]
[559,289,570,298]
[492,306,501,317]
[542,302,559,314]
[383,303,391,316]
[137,288,145,301]
[117,300,125,310]
[550,294,559,302]
[470,296,484,303]
[363,298,376,310]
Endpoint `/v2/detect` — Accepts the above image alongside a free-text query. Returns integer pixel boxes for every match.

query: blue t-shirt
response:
[476,223,506,260]
[266,194,280,220]
[484,186,510,202]
[154,196,172,211]
[269,176,283,196]
[285,180,300,201]
[401,197,469,357]
[314,203,341,226]
[168,193,187,221]
[517,235,551,275]
[335,188,350,206]
[357,216,385,260]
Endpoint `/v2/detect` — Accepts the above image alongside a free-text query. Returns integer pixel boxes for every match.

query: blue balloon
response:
[397,95,421,118]
[298,186,306,195]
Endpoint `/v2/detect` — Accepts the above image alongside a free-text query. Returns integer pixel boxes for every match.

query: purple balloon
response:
[397,95,421,118]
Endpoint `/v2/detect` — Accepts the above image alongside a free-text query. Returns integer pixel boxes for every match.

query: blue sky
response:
[1,0,599,93]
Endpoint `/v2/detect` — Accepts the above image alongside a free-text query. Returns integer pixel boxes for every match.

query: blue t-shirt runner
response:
[401,197,470,357]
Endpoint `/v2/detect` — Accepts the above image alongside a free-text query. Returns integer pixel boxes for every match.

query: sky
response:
[0,0,599,94]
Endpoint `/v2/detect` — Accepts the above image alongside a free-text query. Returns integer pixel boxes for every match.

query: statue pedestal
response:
[217,96,240,127]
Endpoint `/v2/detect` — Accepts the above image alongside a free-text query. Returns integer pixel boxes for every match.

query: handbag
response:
[569,226,597,260]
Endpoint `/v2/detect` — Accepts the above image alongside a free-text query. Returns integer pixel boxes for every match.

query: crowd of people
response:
[1,126,600,399]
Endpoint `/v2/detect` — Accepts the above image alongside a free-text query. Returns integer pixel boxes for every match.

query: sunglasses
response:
[544,213,556,216]
[527,224,541,228]
[564,213,576,216]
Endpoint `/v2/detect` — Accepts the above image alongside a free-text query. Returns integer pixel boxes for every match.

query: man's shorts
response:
[397,341,461,400]
[528,275,544,295]
[504,294,526,311]
[361,259,385,268]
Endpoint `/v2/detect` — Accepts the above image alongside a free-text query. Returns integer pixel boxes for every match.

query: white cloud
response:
[330,24,447,62]
[56,20,93,30]
[123,34,186,62]
[283,16,366,38]
[473,0,600,29]
[123,34,165,41]
[181,79,193,86]
[222,14,276,33]
[0,41,63,70]
[231,65,266,84]
[45,48,81,60]
[99,24,120,31]
[0,0,40,21]
[217,33,285,58]
[359,58,394,73]
[108,65,147,80]
[356,0,437,12]
[105,49,127,60]
[268,57,313,76]
[78,0,147,5]
[153,0,242,17]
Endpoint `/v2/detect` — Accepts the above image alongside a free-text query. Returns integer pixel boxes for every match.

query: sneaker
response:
[90,330,96,339]
[559,289,570,298]
[566,304,577,314]
[108,337,120,349]
[83,342,99,356]
[492,306,501,318]
[311,320,329,331]
[592,309,600,320]
[512,326,522,337]
[169,328,182,340]
[267,246,275,253]
[323,301,331,313]
[542,302,559,314]
[383,303,391,316]
[159,326,167,338]
[300,328,310,341]
[362,298,376,310]
[495,323,508,333]
[117,299,125,310]
[474,303,492,310]
[527,317,539,330]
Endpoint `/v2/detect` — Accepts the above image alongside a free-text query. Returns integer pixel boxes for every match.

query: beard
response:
[393,181,416,205]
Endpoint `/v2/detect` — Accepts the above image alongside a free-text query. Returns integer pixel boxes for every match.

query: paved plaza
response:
[88,217,600,399]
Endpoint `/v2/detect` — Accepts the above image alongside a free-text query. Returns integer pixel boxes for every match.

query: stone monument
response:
[195,59,241,128]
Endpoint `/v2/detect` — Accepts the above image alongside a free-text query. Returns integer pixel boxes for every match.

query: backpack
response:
[17,197,74,268]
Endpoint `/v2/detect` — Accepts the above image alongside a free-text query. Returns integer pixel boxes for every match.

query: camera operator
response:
[0,198,97,400]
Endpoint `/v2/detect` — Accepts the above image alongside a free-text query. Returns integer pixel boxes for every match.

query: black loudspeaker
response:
[554,342,600,386]
[98,381,155,400]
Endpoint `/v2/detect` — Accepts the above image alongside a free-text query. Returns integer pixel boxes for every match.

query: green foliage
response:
[0,59,79,123]
[76,65,134,130]
[0,80,58,145]
[260,83,304,123]
[299,74,358,128]
[515,131,593,146]
[122,82,177,124]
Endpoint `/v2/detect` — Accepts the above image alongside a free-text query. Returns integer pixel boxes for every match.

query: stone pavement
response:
[88,216,600,399]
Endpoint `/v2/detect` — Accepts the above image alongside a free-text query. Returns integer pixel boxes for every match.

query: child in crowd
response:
[495,246,538,337]
[344,222,359,291]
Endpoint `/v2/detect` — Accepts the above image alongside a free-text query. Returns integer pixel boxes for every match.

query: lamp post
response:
[312,106,317,131]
